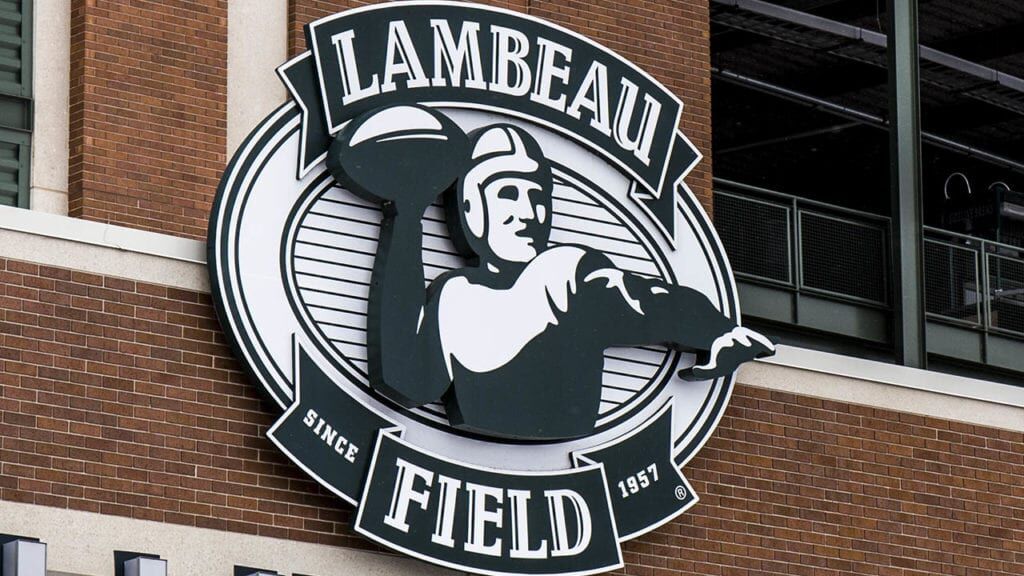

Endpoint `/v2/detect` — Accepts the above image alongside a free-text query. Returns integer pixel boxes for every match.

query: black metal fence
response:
[714,182,1024,345]
[924,228,1024,337]
[714,183,890,308]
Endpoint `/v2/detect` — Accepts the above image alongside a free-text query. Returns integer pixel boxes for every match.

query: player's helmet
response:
[453,124,553,265]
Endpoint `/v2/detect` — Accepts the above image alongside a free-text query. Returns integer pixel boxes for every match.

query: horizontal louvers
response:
[0,0,28,208]
[0,1,26,98]
[0,136,23,206]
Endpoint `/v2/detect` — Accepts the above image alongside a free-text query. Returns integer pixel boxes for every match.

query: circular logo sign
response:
[209,3,773,575]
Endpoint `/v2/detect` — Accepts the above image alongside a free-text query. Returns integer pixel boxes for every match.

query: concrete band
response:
[0,500,458,576]
[0,206,207,292]
[738,355,1024,433]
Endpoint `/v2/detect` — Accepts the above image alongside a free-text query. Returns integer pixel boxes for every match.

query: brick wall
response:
[69,0,228,240]
[646,390,1024,576]
[27,2,1022,574]
[0,257,365,547]
[286,0,713,211]
[2,256,1022,574]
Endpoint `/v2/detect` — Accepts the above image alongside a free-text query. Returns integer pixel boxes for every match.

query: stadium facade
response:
[0,1,1022,575]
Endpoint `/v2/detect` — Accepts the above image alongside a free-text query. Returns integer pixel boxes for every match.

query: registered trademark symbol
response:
[674,485,687,500]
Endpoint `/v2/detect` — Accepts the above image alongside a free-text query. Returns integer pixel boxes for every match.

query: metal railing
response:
[924,227,1024,338]
[714,180,1024,343]
[713,180,891,308]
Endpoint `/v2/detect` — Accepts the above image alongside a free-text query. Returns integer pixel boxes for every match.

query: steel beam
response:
[712,68,1024,174]
[887,0,926,368]
[717,122,861,155]
[711,0,1024,112]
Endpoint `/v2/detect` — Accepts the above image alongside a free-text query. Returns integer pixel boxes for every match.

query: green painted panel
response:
[737,281,796,324]
[797,294,889,343]
[925,321,984,364]
[985,334,1024,374]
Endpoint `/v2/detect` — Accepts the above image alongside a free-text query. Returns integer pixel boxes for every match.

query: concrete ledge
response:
[0,205,208,292]
[741,345,1024,432]
[761,344,1024,408]
[0,500,456,576]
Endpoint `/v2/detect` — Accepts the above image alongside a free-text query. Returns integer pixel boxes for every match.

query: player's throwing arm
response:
[326,105,468,407]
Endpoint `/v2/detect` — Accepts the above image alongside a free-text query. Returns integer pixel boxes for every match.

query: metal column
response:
[887,0,926,368]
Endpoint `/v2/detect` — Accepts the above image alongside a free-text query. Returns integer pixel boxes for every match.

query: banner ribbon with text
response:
[268,344,697,574]
[278,3,701,243]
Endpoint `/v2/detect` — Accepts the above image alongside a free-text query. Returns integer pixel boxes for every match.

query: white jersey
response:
[436,245,588,379]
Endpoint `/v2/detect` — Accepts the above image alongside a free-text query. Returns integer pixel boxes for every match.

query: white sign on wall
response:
[208,3,773,574]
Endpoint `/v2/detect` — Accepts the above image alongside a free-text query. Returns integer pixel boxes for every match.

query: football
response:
[327,105,470,209]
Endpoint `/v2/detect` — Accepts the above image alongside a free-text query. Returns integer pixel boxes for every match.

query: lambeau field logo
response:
[209,2,774,574]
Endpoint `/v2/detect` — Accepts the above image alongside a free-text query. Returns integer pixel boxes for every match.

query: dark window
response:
[711,0,1024,379]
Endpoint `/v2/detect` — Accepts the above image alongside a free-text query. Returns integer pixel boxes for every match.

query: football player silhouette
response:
[328,105,774,440]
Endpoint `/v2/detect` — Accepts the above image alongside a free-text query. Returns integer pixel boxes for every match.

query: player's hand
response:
[327,105,470,211]
[678,326,775,381]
